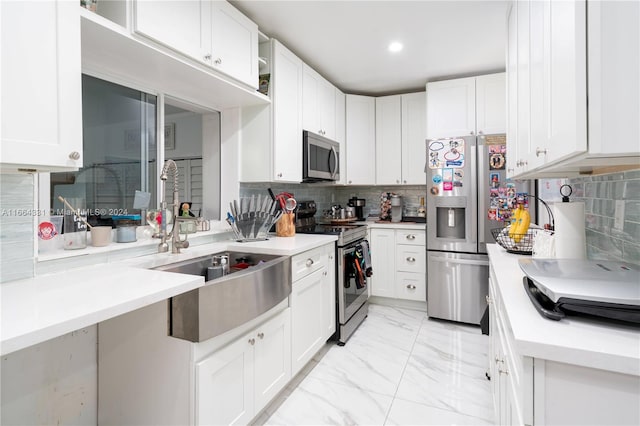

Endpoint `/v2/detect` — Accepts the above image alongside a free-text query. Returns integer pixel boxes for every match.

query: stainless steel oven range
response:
[296,201,371,345]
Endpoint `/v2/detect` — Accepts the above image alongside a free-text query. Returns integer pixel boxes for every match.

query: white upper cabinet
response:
[345,95,376,185]
[375,92,426,185]
[1,0,82,172]
[133,0,205,61]
[302,65,336,139]
[401,92,428,185]
[507,0,639,178]
[426,77,476,139]
[133,0,259,88]
[335,89,347,185]
[375,95,403,185]
[241,39,303,183]
[426,74,505,140]
[208,1,259,88]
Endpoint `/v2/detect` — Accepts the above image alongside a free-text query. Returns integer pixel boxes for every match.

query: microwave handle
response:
[330,146,338,178]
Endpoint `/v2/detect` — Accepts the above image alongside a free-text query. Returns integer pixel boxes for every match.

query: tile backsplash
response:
[239,183,426,219]
[242,169,640,265]
[568,169,640,263]
[0,174,35,282]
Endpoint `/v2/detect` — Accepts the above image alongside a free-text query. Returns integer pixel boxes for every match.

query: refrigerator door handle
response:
[429,256,489,267]
[477,138,488,244]
[469,137,478,244]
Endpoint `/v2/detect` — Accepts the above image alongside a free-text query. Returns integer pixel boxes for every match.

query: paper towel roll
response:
[553,202,586,259]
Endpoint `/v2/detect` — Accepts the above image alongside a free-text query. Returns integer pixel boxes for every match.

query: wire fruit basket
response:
[491,227,538,255]
[491,195,555,255]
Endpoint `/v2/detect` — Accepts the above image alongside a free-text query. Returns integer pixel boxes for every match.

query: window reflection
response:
[50,75,157,226]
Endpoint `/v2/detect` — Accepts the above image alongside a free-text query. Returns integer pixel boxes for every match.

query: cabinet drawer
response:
[395,230,425,246]
[292,246,326,282]
[396,272,426,301]
[396,245,425,273]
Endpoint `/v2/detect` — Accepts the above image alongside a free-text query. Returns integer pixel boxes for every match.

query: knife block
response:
[276,212,295,237]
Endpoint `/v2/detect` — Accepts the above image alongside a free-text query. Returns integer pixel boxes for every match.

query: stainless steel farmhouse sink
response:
[155,251,291,342]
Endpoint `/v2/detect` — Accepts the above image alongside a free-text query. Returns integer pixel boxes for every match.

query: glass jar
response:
[113,215,141,243]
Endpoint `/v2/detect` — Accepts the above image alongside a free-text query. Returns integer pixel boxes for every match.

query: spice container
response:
[112,214,141,243]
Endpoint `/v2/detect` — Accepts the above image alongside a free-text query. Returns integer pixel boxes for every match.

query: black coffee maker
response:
[348,196,366,220]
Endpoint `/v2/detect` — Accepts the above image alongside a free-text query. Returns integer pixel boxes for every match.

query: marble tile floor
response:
[253,304,494,426]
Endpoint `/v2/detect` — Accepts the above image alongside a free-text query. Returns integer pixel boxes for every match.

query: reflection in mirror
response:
[163,97,220,220]
[50,75,157,227]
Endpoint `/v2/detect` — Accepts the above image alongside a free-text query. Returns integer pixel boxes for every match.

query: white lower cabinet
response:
[196,308,291,425]
[370,228,426,302]
[488,259,639,425]
[98,299,291,426]
[290,244,336,376]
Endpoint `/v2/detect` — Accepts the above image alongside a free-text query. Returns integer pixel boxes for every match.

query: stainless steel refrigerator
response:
[425,134,535,324]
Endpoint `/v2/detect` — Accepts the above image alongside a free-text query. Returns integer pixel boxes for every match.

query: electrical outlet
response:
[614,200,625,230]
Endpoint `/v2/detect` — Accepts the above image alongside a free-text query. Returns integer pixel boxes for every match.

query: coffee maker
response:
[391,195,403,223]
[348,197,366,220]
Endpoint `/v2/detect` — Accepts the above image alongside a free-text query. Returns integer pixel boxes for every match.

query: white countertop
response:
[1,234,337,356]
[487,244,640,376]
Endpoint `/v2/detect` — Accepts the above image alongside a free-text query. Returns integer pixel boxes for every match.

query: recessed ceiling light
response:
[388,42,403,53]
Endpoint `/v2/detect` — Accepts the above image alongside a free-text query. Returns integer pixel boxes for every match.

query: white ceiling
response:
[230,0,510,96]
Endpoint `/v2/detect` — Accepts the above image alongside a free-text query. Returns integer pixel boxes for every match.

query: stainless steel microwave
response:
[302,130,339,182]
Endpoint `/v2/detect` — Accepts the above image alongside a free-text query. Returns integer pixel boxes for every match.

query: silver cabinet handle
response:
[470,131,475,135]
[478,130,484,135]
[406,257,416,263]
[305,259,314,267]
[396,179,400,184]
[248,338,255,345]
[403,180,407,184]
[277,172,283,178]
[486,295,492,304]
[257,332,264,340]
[214,58,222,65]
[406,284,416,290]
[204,53,212,61]
[536,147,547,157]
[68,151,80,160]
[328,254,333,260]
[406,234,416,240]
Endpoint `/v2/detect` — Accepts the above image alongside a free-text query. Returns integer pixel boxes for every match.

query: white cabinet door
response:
[318,78,336,140]
[302,64,320,133]
[476,73,507,135]
[1,0,82,171]
[547,0,587,164]
[196,333,254,426]
[335,89,347,185]
[516,0,531,174]
[322,245,337,340]
[253,310,291,412]
[401,92,427,184]
[272,40,303,182]
[209,1,258,88]
[527,0,552,171]
[375,95,402,185]
[370,229,396,298]
[506,2,521,178]
[291,267,325,376]
[345,95,376,185]
[303,64,336,139]
[426,77,476,139]
[133,0,206,61]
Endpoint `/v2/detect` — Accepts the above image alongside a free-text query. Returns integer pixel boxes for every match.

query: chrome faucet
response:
[158,159,190,253]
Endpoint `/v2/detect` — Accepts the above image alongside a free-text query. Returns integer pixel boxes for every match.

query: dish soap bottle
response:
[418,197,426,217]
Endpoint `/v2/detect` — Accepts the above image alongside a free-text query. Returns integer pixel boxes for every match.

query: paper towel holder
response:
[560,184,573,202]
